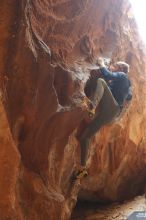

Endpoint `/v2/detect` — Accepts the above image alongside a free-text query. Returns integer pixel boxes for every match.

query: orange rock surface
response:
[0,0,146,219]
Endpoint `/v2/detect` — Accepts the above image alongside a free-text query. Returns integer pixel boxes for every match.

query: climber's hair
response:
[114,61,129,74]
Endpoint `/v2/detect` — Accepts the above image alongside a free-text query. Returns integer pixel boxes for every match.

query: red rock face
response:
[0,0,146,219]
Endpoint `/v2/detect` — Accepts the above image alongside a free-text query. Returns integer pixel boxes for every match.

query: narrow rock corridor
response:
[72,196,146,220]
[1,0,146,219]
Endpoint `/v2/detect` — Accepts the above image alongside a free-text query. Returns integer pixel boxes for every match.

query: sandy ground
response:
[72,195,146,220]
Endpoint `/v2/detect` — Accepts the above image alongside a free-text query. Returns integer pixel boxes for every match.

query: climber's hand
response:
[97,57,105,67]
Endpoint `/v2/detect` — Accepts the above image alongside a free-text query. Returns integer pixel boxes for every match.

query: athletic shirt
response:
[100,67,132,107]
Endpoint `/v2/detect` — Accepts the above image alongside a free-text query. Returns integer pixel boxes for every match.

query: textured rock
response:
[0,100,20,220]
[0,0,146,219]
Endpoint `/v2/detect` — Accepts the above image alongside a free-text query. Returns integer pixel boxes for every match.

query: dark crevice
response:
[53,66,78,106]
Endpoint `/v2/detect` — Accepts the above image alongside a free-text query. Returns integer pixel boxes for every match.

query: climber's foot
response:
[87,100,97,118]
[80,96,94,111]
[88,108,96,119]
[76,169,88,179]
[72,166,88,181]
[80,97,90,111]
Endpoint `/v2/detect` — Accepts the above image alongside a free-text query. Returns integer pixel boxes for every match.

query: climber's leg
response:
[90,78,105,108]
[80,79,120,167]
[88,78,107,118]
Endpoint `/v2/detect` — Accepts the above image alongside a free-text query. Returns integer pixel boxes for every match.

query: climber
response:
[75,57,132,179]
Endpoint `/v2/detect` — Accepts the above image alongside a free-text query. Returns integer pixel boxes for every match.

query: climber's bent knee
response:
[97,78,107,87]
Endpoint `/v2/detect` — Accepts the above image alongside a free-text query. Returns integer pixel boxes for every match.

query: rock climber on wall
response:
[75,57,132,179]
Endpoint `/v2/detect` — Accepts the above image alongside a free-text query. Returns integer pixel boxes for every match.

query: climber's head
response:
[111,61,129,74]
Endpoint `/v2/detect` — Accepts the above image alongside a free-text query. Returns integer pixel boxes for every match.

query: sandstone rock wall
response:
[0,0,146,219]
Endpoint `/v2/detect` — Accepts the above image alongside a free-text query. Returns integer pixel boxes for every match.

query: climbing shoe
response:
[79,97,96,120]
[76,169,88,179]
[87,100,96,118]
[88,108,95,119]
[72,167,88,180]
[81,97,94,110]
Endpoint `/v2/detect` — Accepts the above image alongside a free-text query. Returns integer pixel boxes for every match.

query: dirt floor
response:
[71,195,146,220]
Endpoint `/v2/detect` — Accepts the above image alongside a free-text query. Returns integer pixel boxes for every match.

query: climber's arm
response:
[100,67,121,80]
[97,57,122,80]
